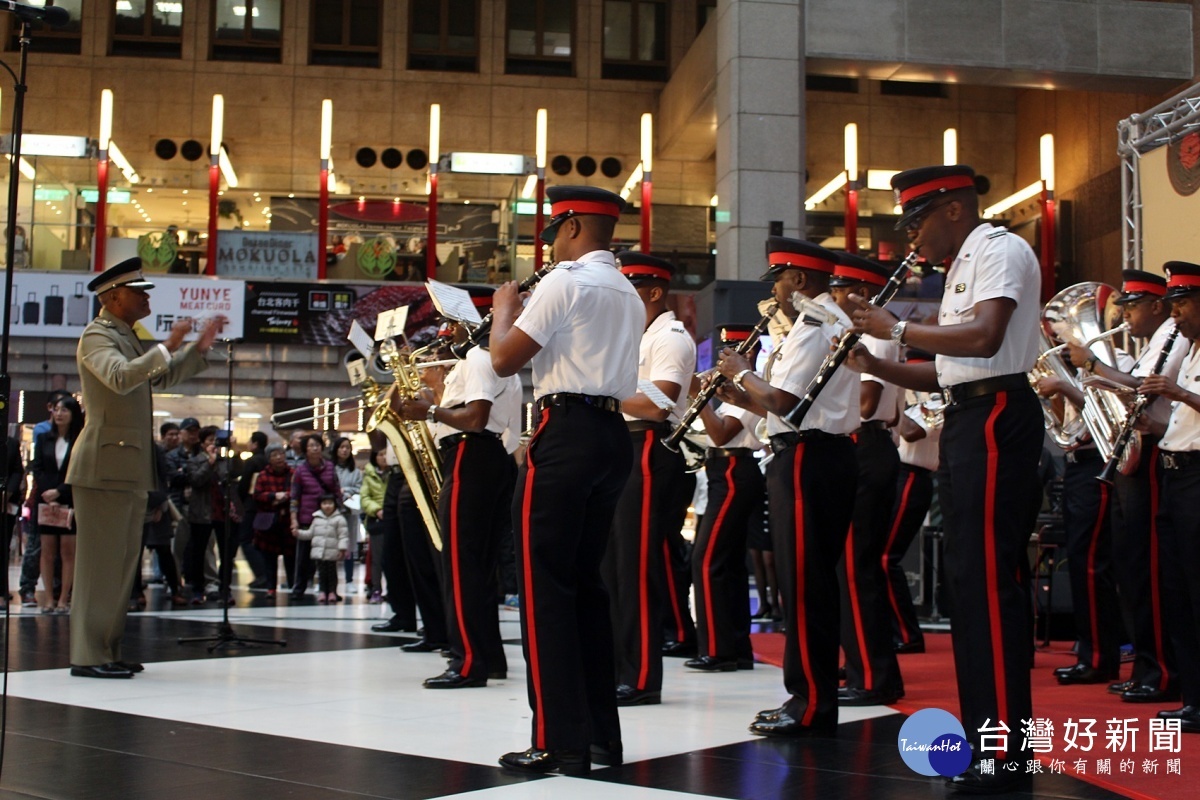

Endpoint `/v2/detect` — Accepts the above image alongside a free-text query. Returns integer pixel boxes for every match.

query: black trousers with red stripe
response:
[1061,450,1121,674]
[603,426,687,693]
[662,471,698,648]
[766,436,856,729]
[839,424,903,694]
[938,386,1042,759]
[513,403,631,752]
[438,436,516,680]
[883,464,934,648]
[693,453,764,661]
[398,489,448,646]
[1112,438,1174,691]
[1157,458,1200,707]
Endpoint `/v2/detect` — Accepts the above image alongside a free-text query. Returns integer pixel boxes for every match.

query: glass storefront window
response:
[111,0,183,57]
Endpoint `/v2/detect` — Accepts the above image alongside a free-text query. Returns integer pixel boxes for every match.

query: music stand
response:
[178,341,285,652]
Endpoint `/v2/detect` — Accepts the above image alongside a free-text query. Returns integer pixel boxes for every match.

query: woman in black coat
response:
[30,396,83,613]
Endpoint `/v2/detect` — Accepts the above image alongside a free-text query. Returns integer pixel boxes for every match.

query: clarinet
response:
[451,265,555,358]
[782,250,920,429]
[661,301,779,453]
[1096,326,1180,485]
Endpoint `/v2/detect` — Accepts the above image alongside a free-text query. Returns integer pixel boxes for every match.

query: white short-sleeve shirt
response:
[512,250,642,400]
[432,346,523,454]
[1160,341,1200,453]
[1132,319,1188,430]
[936,224,1041,387]
[623,310,696,423]
[861,335,900,424]
[766,292,860,436]
[715,403,764,450]
[897,392,942,471]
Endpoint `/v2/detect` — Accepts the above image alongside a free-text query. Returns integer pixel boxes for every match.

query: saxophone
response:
[363,338,445,551]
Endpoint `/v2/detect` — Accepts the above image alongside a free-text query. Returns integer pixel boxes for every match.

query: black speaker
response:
[406,149,428,170]
[355,147,377,168]
[381,148,403,169]
[600,157,622,178]
[575,156,596,177]
[154,138,177,160]
[550,155,572,176]
[180,139,204,161]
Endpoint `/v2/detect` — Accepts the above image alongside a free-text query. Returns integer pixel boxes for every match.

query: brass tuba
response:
[362,338,445,551]
[1035,282,1140,475]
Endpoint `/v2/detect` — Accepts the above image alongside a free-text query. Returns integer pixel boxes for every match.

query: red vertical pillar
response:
[94,157,109,271]
[844,185,859,254]
[427,168,439,281]
[1040,187,1056,303]
[318,166,330,280]
[206,159,219,274]
[534,173,545,271]
[640,177,652,251]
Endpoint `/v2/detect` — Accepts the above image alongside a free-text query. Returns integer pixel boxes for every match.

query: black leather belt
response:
[438,430,502,452]
[536,393,621,414]
[626,420,669,433]
[707,447,756,458]
[942,373,1030,406]
[1160,450,1199,470]
[768,430,848,453]
[857,420,890,433]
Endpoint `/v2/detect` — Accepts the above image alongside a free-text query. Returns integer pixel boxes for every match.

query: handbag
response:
[37,502,74,528]
[252,510,277,531]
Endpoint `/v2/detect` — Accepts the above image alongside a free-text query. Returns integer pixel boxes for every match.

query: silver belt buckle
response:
[1162,452,1178,470]
[943,386,957,406]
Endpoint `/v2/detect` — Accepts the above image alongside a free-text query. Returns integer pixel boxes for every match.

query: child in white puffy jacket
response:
[309,494,349,603]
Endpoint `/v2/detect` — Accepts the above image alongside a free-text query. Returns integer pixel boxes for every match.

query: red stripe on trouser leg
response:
[636,431,655,690]
[983,392,1009,758]
[522,409,551,748]
[844,525,874,688]
[1085,483,1111,670]
[791,444,818,726]
[1149,445,1168,690]
[450,441,472,675]
[702,458,739,657]
[663,539,685,643]
[883,471,917,643]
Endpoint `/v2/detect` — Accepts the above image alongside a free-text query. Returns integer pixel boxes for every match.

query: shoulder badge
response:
[802,314,823,327]
[954,283,967,293]
[669,321,687,334]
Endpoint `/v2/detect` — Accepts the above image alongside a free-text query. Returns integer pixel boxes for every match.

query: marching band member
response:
[1068,269,1185,703]
[687,324,766,672]
[828,252,905,706]
[398,286,522,689]
[715,237,860,738]
[604,252,696,707]
[882,350,942,654]
[848,165,1043,792]
[1140,261,1200,734]
[491,186,642,776]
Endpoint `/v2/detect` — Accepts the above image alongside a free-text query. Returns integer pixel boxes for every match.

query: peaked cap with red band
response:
[759,236,839,281]
[715,323,757,347]
[616,251,675,284]
[1165,260,1200,301]
[830,252,890,288]
[1114,269,1168,306]
[540,185,626,244]
[891,164,977,230]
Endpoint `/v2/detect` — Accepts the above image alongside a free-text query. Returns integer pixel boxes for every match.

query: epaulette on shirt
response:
[986,228,1007,239]
[801,314,824,327]
[668,321,688,335]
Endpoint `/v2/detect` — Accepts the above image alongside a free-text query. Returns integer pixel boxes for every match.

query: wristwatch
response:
[890,320,908,345]
[1083,356,1097,372]
[426,404,438,424]
[732,369,753,390]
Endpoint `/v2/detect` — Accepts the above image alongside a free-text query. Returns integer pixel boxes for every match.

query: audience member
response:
[30,396,84,614]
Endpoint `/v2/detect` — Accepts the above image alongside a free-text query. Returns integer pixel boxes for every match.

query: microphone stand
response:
[178,340,285,652]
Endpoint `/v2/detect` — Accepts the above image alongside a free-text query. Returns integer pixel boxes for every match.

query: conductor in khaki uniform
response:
[66,258,222,678]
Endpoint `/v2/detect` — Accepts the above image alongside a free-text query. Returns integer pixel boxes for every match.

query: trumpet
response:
[783,250,920,429]
[661,300,779,458]
[451,265,555,359]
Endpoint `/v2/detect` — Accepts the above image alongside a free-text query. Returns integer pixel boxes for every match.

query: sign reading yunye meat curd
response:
[214,230,320,279]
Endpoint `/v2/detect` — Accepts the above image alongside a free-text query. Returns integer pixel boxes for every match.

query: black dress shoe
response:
[1109,679,1138,695]
[1157,705,1199,720]
[662,640,697,658]
[684,656,737,672]
[615,684,661,706]
[893,640,926,654]
[945,759,1030,794]
[499,747,590,776]
[115,661,145,673]
[488,671,507,680]
[70,663,133,679]
[748,711,835,738]
[590,740,623,766]
[1123,684,1181,703]
[401,640,447,653]
[1056,663,1118,685]
[755,705,786,723]
[371,618,406,632]
[423,669,486,689]
[837,686,902,706]
[737,657,755,670]
[837,666,847,682]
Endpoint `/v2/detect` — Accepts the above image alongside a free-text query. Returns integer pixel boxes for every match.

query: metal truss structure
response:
[1118,83,1200,271]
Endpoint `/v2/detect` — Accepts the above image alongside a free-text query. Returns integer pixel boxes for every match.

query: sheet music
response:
[638,379,675,411]
[345,358,369,387]
[347,319,375,359]
[375,306,409,341]
[426,279,483,326]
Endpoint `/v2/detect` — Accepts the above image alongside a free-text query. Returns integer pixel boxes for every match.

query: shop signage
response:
[214,230,320,280]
